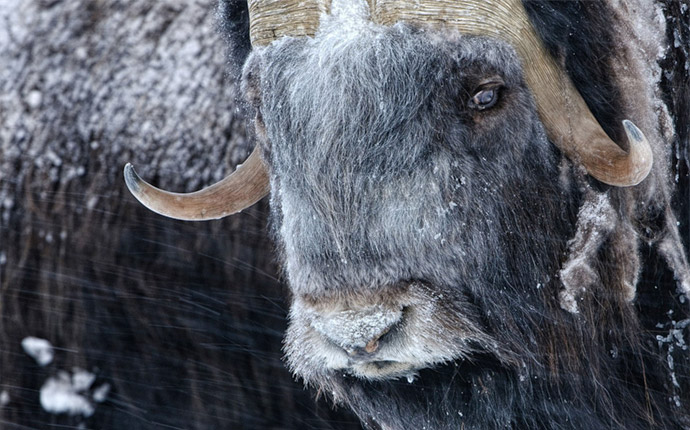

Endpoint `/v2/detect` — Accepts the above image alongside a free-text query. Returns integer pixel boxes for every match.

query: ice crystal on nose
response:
[311,305,402,349]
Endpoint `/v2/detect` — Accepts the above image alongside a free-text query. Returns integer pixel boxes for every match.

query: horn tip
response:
[621,119,653,187]
[124,163,142,194]
[622,119,643,143]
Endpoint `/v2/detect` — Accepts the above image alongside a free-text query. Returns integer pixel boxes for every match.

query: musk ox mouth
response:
[345,360,420,380]
[284,281,500,383]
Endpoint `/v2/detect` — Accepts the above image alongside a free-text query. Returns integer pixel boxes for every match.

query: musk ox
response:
[124,0,690,428]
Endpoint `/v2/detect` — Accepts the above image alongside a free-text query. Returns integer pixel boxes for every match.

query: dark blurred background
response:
[0,1,361,428]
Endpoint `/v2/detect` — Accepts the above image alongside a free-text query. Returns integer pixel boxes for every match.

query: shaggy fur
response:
[236,1,690,429]
[0,1,361,428]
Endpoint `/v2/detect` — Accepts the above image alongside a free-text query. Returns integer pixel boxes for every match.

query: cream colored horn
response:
[373,0,653,187]
[124,147,269,220]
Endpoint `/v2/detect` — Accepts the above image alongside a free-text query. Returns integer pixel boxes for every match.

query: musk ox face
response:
[243,19,576,384]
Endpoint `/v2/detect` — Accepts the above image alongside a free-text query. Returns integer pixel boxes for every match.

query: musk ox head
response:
[123,0,690,428]
[242,16,565,382]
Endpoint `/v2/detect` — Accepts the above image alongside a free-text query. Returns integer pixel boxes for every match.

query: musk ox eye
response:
[474,88,495,105]
[469,81,504,111]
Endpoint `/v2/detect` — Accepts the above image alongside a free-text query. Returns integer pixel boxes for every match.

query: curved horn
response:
[124,147,269,221]
[124,1,329,220]
[373,0,653,187]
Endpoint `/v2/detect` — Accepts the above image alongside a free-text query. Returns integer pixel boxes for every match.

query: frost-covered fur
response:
[241,3,690,428]
[0,1,360,428]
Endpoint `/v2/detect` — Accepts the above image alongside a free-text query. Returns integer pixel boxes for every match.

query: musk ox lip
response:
[344,360,420,381]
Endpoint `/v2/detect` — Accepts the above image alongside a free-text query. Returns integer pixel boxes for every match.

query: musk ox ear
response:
[241,51,264,111]
[240,51,269,144]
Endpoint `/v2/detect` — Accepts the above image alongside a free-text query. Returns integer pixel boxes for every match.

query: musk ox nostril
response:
[365,336,380,354]
[310,304,402,354]
[345,329,389,357]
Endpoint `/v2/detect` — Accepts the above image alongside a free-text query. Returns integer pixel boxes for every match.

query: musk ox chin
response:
[124,0,690,428]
